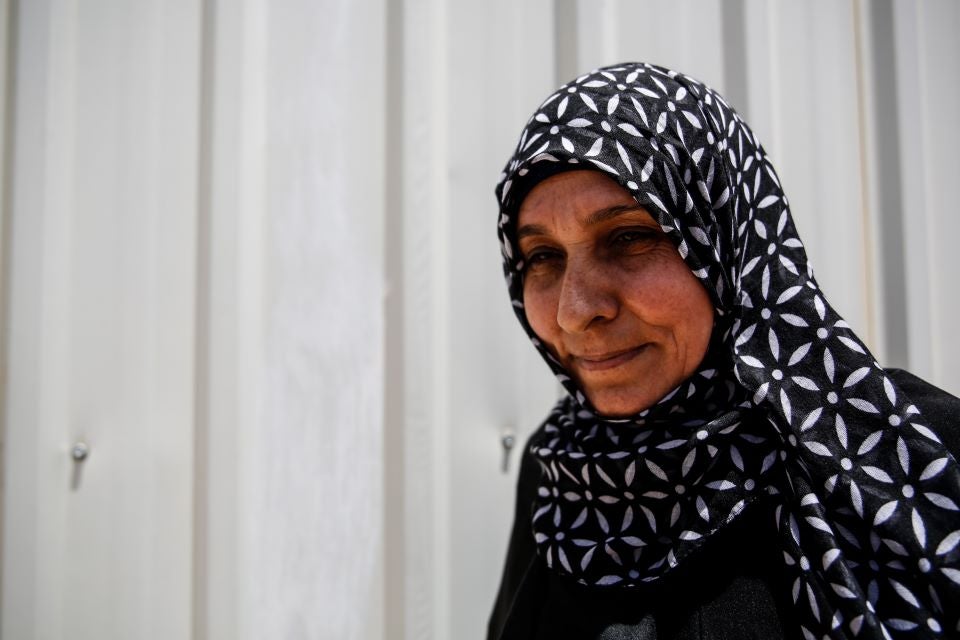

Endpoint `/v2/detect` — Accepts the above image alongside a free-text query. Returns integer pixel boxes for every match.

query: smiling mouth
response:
[573,345,649,372]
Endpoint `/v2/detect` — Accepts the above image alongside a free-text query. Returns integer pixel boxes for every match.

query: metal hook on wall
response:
[71,441,90,490]
[500,428,516,474]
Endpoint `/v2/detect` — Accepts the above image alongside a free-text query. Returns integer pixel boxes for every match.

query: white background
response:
[1,1,958,639]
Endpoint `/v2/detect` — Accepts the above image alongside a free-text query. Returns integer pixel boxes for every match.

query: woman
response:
[488,63,960,640]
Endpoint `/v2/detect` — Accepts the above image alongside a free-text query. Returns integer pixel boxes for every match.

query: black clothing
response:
[489,370,960,640]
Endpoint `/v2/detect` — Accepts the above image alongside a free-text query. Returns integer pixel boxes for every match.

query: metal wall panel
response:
[200,2,388,639]
[2,1,202,638]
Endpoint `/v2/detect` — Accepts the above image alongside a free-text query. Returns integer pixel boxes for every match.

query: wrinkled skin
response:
[518,170,714,417]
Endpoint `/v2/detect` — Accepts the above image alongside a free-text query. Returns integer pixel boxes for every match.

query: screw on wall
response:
[71,441,89,490]
[500,429,516,474]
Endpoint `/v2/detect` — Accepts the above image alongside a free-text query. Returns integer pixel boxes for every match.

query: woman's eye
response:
[612,228,658,247]
[523,249,562,271]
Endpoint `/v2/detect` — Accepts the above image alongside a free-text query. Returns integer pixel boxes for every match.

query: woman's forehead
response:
[517,170,656,234]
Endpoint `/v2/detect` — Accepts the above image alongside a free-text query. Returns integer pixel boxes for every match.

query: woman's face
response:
[517,170,715,417]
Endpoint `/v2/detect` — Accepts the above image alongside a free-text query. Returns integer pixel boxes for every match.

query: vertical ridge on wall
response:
[192,0,217,637]
[857,0,908,369]
[890,0,933,382]
[554,0,578,85]
[720,0,749,129]
[383,0,407,634]
[201,1,269,638]
[851,0,881,364]
[0,0,14,620]
[395,0,452,636]
[742,0,777,161]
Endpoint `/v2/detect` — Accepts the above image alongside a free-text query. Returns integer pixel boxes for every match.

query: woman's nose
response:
[555,260,619,333]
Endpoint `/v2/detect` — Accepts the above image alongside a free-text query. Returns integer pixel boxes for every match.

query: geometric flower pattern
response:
[494,62,960,639]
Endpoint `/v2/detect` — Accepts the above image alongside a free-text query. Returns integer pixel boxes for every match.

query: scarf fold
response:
[496,62,960,639]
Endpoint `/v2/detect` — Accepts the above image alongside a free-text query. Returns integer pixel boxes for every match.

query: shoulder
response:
[887,368,960,455]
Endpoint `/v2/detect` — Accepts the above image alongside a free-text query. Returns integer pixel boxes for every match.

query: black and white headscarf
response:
[495,63,960,639]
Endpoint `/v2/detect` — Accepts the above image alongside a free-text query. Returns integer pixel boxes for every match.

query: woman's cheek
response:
[522,283,558,343]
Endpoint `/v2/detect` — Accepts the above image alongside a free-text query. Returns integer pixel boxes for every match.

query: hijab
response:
[495,62,960,639]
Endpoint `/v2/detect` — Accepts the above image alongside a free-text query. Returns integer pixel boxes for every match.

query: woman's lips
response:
[573,345,649,372]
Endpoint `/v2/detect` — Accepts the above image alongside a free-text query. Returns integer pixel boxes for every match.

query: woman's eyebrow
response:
[584,204,645,226]
[516,223,548,240]
[517,204,646,241]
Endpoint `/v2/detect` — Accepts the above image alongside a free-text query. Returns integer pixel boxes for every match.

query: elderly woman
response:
[488,63,960,640]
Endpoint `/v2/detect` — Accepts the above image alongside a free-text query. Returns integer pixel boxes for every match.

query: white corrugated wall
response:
[0,2,956,640]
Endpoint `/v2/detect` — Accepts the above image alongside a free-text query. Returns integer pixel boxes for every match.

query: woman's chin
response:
[587,387,659,418]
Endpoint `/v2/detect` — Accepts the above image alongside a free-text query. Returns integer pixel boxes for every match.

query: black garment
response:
[489,370,960,640]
